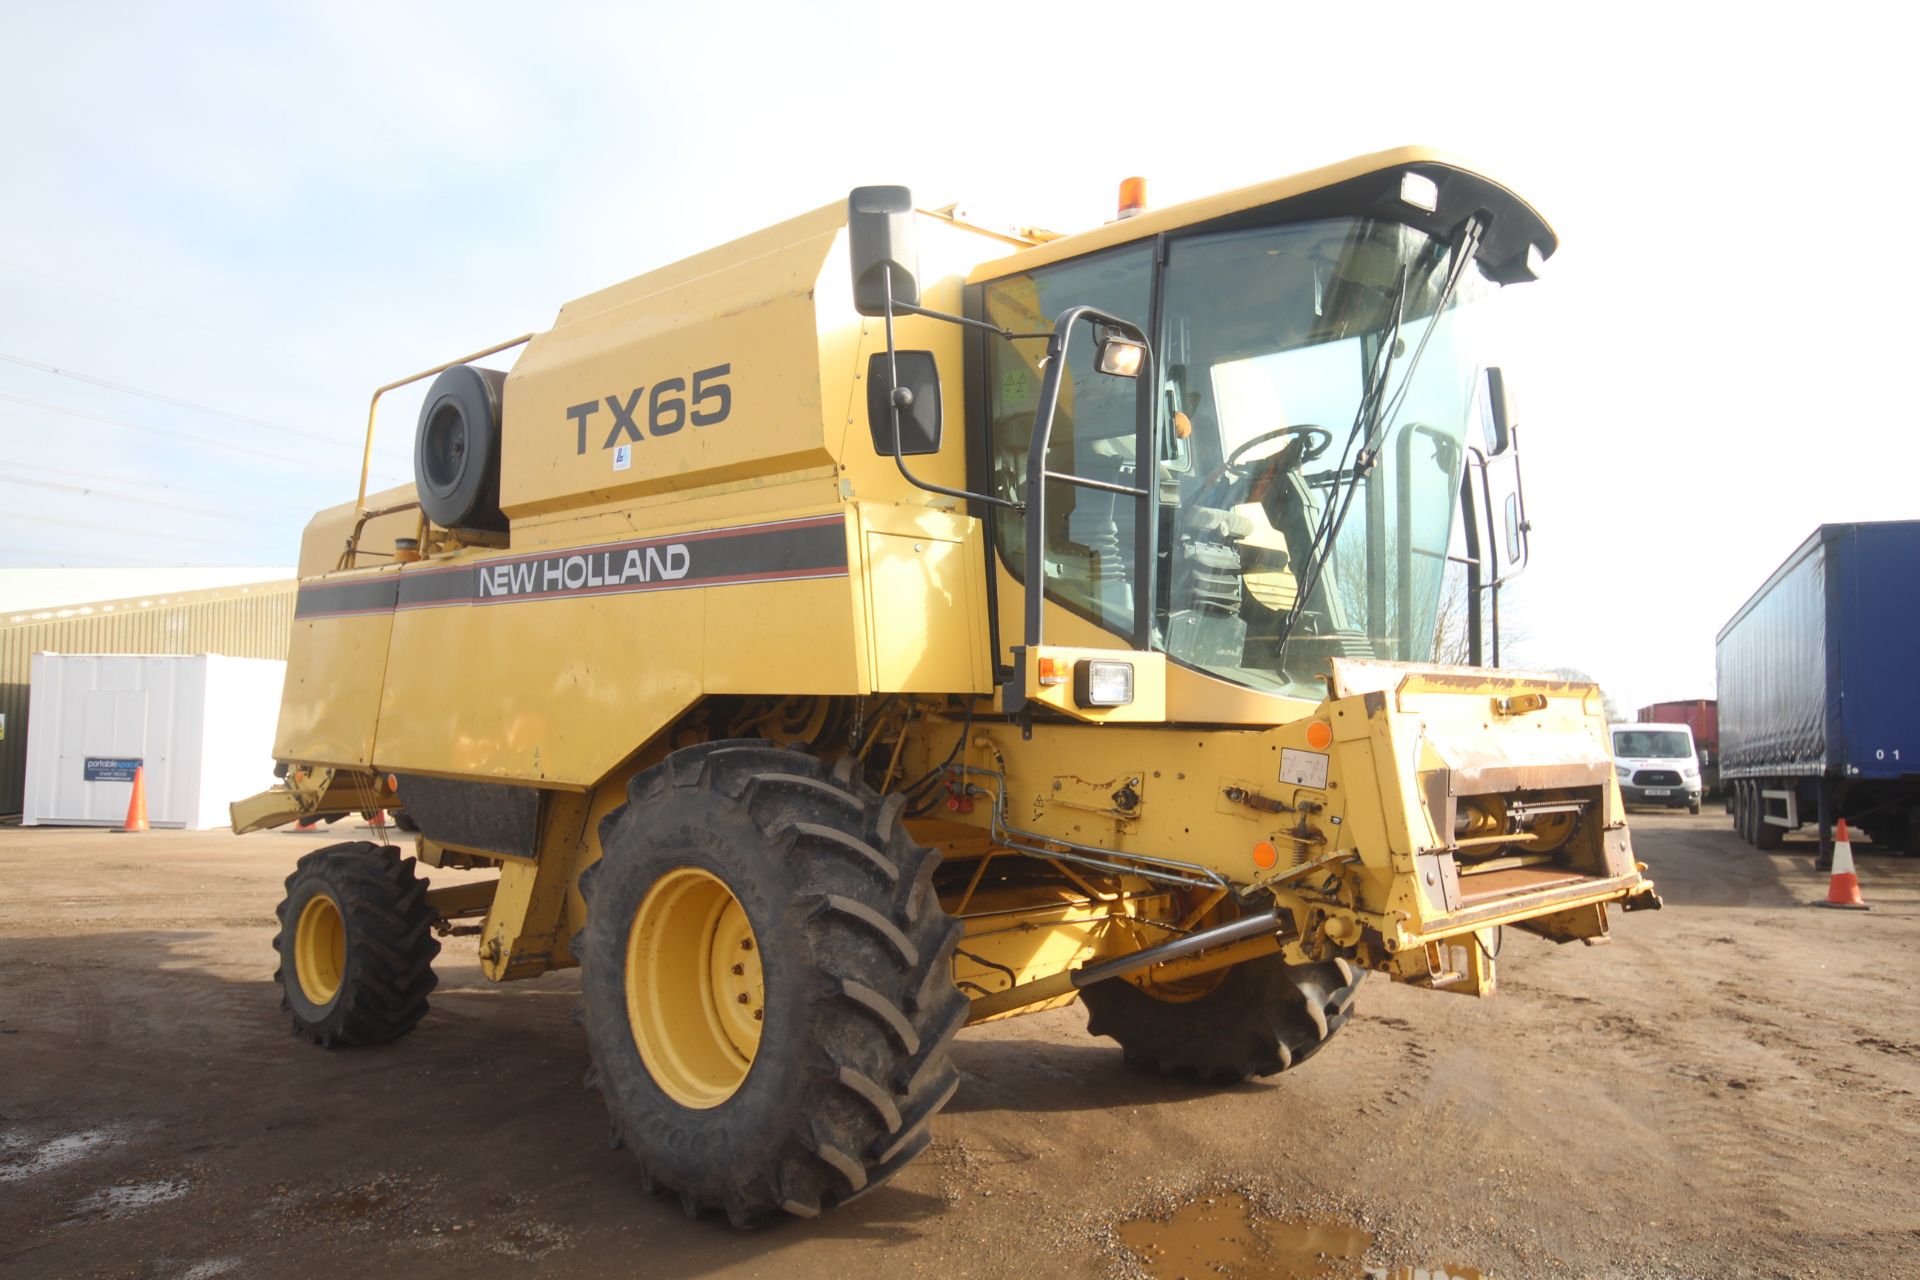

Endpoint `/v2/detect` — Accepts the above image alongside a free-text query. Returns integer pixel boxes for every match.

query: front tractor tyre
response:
[272,842,440,1047]
[578,740,967,1225]
[1081,952,1364,1084]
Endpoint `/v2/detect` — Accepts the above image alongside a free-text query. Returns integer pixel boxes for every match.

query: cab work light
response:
[1074,659,1134,708]
[1399,171,1438,212]
[1094,328,1145,378]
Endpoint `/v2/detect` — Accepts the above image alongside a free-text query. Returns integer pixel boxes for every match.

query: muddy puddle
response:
[1117,1192,1485,1280]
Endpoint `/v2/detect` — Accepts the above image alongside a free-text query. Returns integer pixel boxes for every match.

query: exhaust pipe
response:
[964,910,1291,1023]
[1071,910,1287,986]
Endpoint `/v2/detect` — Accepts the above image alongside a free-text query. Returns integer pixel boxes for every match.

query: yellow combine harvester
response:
[237,146,1659,1224]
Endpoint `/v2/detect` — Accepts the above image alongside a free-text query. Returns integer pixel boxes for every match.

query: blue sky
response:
[2,0,1914,711]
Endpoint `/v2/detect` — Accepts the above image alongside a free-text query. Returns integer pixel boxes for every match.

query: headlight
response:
[1073,659,1134,707]
[1682,763,1700,777]
[1615,765,1631,780]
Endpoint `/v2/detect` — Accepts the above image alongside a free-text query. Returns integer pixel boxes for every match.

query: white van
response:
[1611,723,1703,814]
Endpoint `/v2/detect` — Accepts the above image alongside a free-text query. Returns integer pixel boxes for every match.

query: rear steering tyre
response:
[1081,951,1363,1083]
[1689,798,1702,816]
[578,740,966,1225]
[272,842,440,1047]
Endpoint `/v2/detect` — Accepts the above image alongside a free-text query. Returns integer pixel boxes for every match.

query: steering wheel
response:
[1189,423,1334,514]
[1226,423,1333,468]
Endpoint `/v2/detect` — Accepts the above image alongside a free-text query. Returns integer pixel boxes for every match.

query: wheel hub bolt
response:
[731,963,745,975]
[736,993,750,1004]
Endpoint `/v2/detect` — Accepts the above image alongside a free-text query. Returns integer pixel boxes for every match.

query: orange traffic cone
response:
[1815,818,1869,910]
[121,766,150,833]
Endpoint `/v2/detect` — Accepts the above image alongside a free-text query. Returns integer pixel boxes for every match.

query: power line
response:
[0,388,406,471]
[0,350,313,435]
[0,458,272,498]
[0,474,259,524]
[0,255,245,344]
[0,389,297,466]
[1,548,251,570]
[0,509,253,548]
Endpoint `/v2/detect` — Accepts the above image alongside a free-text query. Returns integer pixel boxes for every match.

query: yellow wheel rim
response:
[294,892,346,1007]
[625,867,763,1109]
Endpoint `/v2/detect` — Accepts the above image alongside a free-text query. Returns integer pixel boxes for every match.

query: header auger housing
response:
[237,147,1657,1223]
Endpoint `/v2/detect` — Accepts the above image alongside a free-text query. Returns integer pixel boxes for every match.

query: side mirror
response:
[1483,366,1515,455]
[848,186,920,316]
[867,351,942,456]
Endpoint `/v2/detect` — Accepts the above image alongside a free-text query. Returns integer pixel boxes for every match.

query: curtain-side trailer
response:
[1717,521,1920,862]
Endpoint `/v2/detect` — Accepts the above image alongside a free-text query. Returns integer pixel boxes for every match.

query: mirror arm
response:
[889,299,1049,342]
[1458,451,1485,668]
[880,266,1022,512]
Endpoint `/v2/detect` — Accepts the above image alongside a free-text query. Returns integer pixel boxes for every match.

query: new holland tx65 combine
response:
[236,147,1660,1223]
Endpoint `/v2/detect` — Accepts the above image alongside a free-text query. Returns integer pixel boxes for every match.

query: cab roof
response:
[969,145,1556,287]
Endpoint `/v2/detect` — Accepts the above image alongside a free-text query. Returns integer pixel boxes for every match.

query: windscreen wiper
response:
[1271,215,1488,656]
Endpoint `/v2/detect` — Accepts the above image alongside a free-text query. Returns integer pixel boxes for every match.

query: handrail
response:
[1022,305,1155,654]
[353,333,536,514]
[336,499,422,572]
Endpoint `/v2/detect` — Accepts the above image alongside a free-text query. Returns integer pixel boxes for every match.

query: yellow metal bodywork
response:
[272,197,1004,781]
[231,765,392,834]
[249,146,1653,1024]
[892,657,1649,1004]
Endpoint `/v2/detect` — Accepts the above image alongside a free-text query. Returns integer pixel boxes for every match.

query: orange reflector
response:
[1117,176,1148,219]
[1305,720,1333,750]
[1038,656,1069,686]
[1253,841,1278,869]
[386,773,399,792]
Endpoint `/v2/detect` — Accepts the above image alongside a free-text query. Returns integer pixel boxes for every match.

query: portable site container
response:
[21,653,287,829]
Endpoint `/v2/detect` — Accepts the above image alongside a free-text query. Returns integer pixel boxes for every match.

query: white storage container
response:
[21,653,286,830]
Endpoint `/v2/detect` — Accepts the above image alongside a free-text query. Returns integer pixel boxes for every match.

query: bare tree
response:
[1430,561,1473,666]
[1429,561,1531,669]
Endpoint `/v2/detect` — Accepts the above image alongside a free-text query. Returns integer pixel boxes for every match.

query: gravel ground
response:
[2,811,1915,1278]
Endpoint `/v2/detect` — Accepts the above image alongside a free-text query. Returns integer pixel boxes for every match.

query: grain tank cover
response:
[497,203,850,519]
